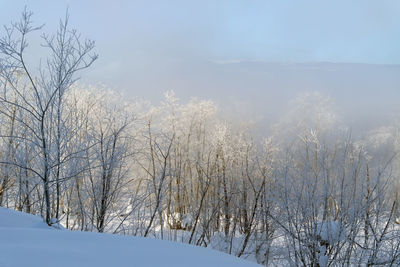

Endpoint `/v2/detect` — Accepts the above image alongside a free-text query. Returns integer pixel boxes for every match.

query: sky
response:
[1,0,400,130]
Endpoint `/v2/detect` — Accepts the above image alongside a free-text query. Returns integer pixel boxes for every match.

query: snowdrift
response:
[0,207,260,267]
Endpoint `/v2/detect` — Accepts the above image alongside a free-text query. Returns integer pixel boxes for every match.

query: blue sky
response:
[1,0,400,128]
[1,0,399,64]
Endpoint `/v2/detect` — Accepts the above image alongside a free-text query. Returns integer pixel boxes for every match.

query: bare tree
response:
[0,9,97,225]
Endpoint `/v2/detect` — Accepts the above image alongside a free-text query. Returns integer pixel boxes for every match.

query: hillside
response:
[0,207,260,267]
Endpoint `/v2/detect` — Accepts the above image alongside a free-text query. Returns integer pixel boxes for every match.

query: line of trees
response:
[1,10,400,266]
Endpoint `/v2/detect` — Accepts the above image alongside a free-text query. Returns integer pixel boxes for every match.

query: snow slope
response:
[0,207,260,267]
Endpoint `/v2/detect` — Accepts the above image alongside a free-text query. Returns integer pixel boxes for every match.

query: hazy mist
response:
[1,0,399,133]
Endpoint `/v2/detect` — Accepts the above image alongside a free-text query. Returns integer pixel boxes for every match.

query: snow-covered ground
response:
[0,207,260,267]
